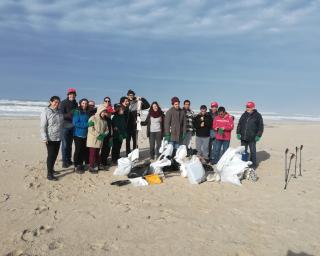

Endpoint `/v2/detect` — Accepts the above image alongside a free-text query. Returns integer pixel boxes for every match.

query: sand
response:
[0,119,319,256]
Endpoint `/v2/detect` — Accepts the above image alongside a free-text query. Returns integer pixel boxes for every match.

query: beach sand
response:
[0,119,319,256]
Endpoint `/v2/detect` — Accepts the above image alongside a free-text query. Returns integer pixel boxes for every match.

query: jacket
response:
[112,113,127,142]
[213,113,234,141]
[237,110,264,142]
[40,107,64,142]
[86,105,109,148]
[141,112,165,138]
[193,113,213,137]
[184,108,195,133]
[127,97,150,131]
[59,98,78,127]
[164,107,186,142]
[72,109,89,138]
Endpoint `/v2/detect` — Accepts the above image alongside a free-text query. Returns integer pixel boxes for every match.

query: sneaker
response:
[75,166,84,174]
[62,162,70,168]
[47,175,58,181]
[89,167,98,174]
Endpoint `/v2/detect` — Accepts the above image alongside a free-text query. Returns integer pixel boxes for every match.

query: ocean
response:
[0,99,319,122]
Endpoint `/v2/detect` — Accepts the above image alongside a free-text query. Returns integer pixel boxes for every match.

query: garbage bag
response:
[128,148,139,162]
[174,145,188,177]
[159,138,168,154]
[185,155,205,184]
[129,177,148,187]
[150,157,172,175]
[113,157,133,176]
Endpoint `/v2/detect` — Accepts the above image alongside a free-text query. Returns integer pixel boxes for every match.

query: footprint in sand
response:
[48,238,64,250]
[0,193,10,203]
[21,225,53,242]
[34,205,49,215]
[5,250,30,256]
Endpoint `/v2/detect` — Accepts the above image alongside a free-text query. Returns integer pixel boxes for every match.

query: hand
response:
[97,133,107,141]
[218,128,224,135]
[43,140,48,144]
[237,134,241,140]
[255,136,261,142]
[200,122,204,127]
[164,134,171,142]
[88,121,94,127]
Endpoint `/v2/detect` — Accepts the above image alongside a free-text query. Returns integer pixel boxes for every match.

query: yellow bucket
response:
[144,174,162,185]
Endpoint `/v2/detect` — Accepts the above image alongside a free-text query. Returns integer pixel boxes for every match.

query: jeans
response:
[62,127,74,164]
[209,139,215,160]
[149,132,162,159]
[73,136,88,167]
[89,148,100,168]
[195,136,210,160]
[126,130,137,155]
[213,140,230,164]
[46,141,61,176]
[241,140,257,168]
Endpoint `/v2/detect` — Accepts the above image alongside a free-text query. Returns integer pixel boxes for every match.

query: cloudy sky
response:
[0,0,319,114]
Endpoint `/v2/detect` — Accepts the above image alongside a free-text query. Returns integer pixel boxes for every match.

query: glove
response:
[180,133,186,141]
[218,128,224,135]
[97,133,107,141]
[255,136,261,142]
[164,134,171,142]
[88,121,94,127]
[237,134,241,140]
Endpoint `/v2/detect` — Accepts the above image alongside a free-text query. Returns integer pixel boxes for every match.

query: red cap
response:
[171,97,180,105]
[106,106,115,113]
[211,101,218,108]
[246,101,255,108]
[67,88,77,94]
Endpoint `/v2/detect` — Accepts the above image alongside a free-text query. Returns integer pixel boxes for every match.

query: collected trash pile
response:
[111,139,258,187]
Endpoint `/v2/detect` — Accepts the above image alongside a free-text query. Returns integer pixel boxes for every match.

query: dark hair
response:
[79,98,89,112]
[127,89,135,96]
[104,96,111,102]
[120,96,128,104]
[150,101,161,111]
[200,105,207,110]
[48,96,60,107]
[184,100,191,105]
[114,104,124,113]
[218,106,226,113]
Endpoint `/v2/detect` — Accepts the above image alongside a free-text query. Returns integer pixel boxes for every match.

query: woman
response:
[73,98,90,173]
[86,105,109,173]
[40,96,64,181]
[142,101,165,160]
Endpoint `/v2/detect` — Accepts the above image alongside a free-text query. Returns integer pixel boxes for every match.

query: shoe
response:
[67,160,73,166]
[62,162,70,168]
[75,166,84,174]
[47,175,58,181]
[89,167,98,174]
[99,165,108,171]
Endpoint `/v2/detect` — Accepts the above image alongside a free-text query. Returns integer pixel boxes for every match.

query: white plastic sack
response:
[150,158,171,175]
[216,146,252,186]
[185,155,205,184]
[128,148,139,162]
[114,157,133,176]
[160,144,173,159]
[130,177,148,187]
[159,138,169,154]
[174,145,188,178]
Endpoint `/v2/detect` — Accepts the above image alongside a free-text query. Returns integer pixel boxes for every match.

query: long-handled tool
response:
[284,153,295,190]
[293,147,298,178]
[299,145,303,176]
[285,148,289,184]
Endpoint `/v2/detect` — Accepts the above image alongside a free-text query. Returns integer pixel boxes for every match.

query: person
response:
[212,106,234,164]
[88,100,97,117]
[86,105,109,173]
[40,96,64,181]
[59,88,78,168]
[100,105,115,168]
[182,100,195,154]
[72,98,90,174]
[164,97,186,154]
[208,101,219,163]
[112,104,127,163]
[126,89,150,155]
[236,101,264,169]
[193,105,212,163]
[141,101,165,160]
[103,96,111,108]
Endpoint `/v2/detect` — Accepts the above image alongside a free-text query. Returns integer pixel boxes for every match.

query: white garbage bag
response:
[159,138,168,154]
[174,145,188,178]
[150,158,171,175]
[128,148,139,162]
[113,157,133,176]
[185,155,205,184]
[216,146,252,186]
[130,177,148,187]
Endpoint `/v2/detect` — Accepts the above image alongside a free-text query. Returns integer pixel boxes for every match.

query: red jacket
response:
[213,114,234,141]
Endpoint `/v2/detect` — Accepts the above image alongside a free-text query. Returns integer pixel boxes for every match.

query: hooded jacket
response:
[72,109,89,138]
[213,113,234,141]
[237,109,264,142]
[40,107,64,142]
[86,105,109,148]
[127,97,150,131]
[164,107,186,142]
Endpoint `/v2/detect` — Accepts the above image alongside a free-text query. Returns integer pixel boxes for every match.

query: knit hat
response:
[211,101,218,108]
[67,88,77,95]
[171,97,180,105]
[246,101,256,108]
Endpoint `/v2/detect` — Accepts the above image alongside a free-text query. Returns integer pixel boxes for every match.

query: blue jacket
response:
[72,109,89,138]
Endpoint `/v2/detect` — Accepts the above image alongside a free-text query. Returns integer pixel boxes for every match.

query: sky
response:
[0,0,319,114]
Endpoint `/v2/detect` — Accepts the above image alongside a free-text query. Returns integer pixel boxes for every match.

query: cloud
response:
[0,0,319,37]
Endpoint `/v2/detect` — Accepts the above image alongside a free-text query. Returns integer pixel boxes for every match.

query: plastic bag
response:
[174,145,188,178]
[128,148,139,162]
[159,138,169,154]
[185,155,205,184]
[113,157,133,176]
[150,158,171,175]
[129,177,148,187]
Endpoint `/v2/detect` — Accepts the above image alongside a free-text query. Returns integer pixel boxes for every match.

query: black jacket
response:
[59,98,78,124]
[237,110,264,142]
[193,113,213,137]
[127,97,150,131]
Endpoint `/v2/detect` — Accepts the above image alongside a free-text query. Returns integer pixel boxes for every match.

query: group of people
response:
[40,88,264,181]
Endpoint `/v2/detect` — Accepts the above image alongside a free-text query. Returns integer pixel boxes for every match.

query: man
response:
[237,101,264,169]
[126,89,150,155]
[208,101,219,163]
[164,97,186,154]
[182,100,195,154]
[59,88,78,168]
[193,105,212,163]
[88,100,97,117]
